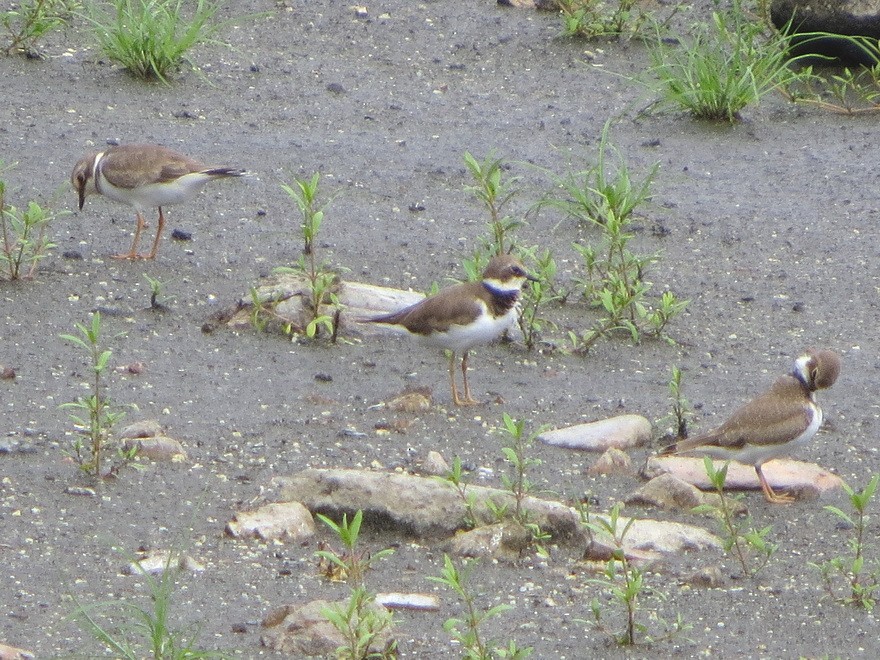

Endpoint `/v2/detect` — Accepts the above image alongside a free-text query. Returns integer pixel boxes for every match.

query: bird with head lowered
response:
[661,349,841,503]
[71,143,246,260]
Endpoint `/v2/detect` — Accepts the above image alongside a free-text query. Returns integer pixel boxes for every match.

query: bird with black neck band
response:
[362,254,538,406]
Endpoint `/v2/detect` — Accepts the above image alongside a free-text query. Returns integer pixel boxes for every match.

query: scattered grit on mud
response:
[2,0,880,657]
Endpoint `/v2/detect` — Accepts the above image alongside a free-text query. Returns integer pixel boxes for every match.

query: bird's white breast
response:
[422,303,518,353]
[97,165,217,210]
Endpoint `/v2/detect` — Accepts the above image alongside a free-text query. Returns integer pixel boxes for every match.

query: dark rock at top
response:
[771,0,880,64]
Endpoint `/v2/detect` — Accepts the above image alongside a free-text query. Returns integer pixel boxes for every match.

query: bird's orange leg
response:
[456,351,480,406]
[756,464,795,504]
[145,206,165,260]
[112,211,146,260]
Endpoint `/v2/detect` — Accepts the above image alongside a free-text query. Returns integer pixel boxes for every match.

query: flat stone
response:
[539,415,652,452]
[645,456,844,499]
[585,514,722,563]
[226,501,316,542]
[273,468,585,543]
[627,475,749,515]
[375,592,440,611]
[230,275,425,336]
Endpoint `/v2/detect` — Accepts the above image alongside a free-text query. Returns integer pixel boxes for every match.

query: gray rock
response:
[230,274,424,336]
[119,419,163,439]
[421,450,451,476]
[538,415,652,452]
[587,447,633,475]
[274,468,585,543]
[627,475,750,515]
[626,473,705,511]
[123,435,187,461]
[686,565,726,588]
[445,521,533,560]
[226,501,316,542]
[584,514,722,563]
[273,468,722,565]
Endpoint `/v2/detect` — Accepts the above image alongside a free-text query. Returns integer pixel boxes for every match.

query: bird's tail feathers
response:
[661,432,720,455]
[204,167,248,178]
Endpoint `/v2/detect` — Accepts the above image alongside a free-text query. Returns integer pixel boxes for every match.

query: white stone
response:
[538,414,652,452]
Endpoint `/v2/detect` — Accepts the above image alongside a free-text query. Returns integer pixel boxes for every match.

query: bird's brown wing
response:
[672,376,811,451]
[365,283,482,336]
[100,145,204,189]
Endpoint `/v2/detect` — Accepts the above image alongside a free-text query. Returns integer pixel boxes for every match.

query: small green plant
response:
[549,120,655,228]
[557,0,648,40]
[2,0,77,56]
[694,457,777,577]
[644,0,806,121]
[581,503,690,646]
[464,151,524,259]
[88,0,226,83]
[547,123,687,351]
[656,365,693,440]
[247,286,273,333]
[428,554,532,659]
[143,273,171,310]
[777,33,880,114]
[322,586,398,660]
[568,228,686,351]
[72,547,223,659]
[499,415,540,520]
[582,502,641,645]
[59,312,135,480]
[316,510,394,585]
[812,474,880,610]
[785,63,880,115]
[278,172,342,340]
[495,414,552,554]
[0,166,57,280]
[444,455,481,529]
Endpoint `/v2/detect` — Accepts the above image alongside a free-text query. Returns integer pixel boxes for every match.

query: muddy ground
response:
[2,0,880,657]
